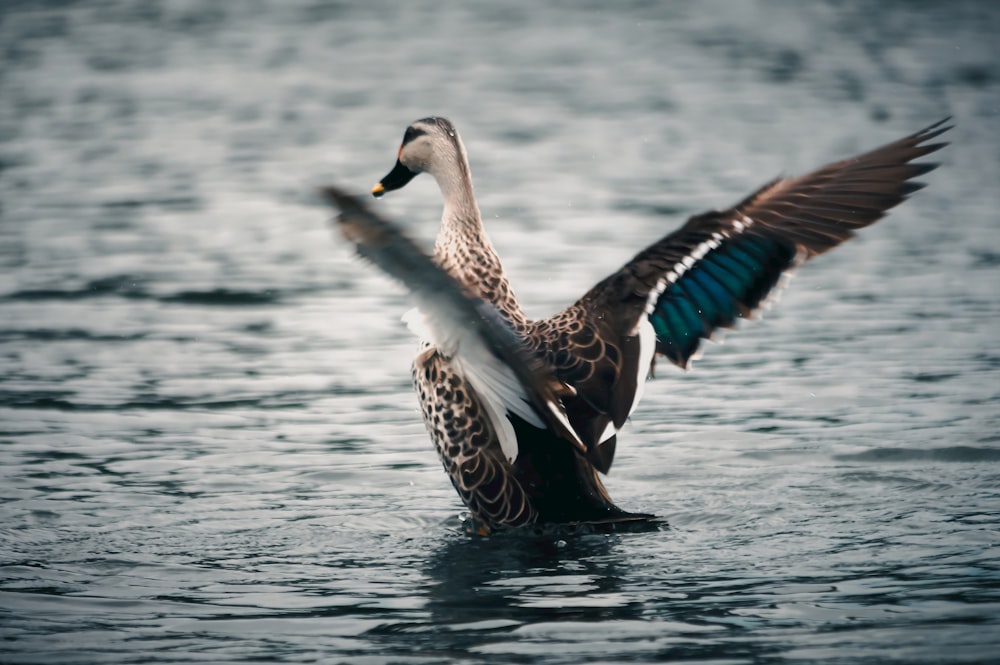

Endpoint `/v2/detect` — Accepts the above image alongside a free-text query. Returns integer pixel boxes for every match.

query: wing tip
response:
[318,183,355,210]
[319,184,385,226]
[916,116,953,140]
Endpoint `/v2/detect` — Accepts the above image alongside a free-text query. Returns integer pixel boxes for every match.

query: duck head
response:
[372,117,470,198]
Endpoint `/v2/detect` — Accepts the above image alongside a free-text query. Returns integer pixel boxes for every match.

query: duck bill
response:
[372,159,418,197]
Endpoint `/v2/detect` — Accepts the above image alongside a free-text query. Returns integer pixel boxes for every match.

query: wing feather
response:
[535,119,950,471]
[321,185,586,461]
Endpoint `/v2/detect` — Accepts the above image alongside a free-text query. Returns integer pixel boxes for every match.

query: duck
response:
[321,116,949,535]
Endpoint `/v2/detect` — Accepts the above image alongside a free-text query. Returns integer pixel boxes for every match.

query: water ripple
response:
[1,1,998,664]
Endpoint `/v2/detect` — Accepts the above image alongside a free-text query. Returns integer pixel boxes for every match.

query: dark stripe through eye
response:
[403,126,427,145]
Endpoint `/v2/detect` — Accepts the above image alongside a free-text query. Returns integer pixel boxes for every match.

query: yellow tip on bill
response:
[371,182,385,195]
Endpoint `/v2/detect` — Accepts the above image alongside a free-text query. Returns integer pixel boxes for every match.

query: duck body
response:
[412,349,633,529]
[328,116,949,534]
[379,118,641,529]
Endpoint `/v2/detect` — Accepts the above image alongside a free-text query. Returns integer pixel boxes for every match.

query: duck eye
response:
[402,126,427,145]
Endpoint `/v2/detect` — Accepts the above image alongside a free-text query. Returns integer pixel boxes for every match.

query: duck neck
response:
[432,160,526,326]
[435,169,485,251]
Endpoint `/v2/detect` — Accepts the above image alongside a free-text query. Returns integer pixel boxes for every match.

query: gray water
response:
[2,1,999,663]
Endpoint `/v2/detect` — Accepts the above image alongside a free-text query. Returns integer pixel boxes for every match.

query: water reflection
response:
[363,530,649,659]
[405,527,768,662]
[429,530,633,610]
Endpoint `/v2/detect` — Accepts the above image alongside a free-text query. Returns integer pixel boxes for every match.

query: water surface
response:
[2,1,999,663]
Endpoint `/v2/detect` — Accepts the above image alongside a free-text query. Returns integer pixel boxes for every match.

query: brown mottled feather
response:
[413,347,537,528]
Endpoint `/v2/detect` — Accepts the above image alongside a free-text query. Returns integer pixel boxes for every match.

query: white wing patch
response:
[598,317,657,443]
[403,305,544,463]
[629,317,657,422]
[402,307,431,340]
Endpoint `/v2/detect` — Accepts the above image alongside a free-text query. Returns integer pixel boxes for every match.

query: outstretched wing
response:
[644,118,950,367]
[539,118,951,471]
[320,185,585,461]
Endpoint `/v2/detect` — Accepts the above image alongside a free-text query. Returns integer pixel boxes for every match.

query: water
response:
[1,1,999,663]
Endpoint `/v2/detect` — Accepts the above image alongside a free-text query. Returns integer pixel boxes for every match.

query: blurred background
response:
[1,1,998,663]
